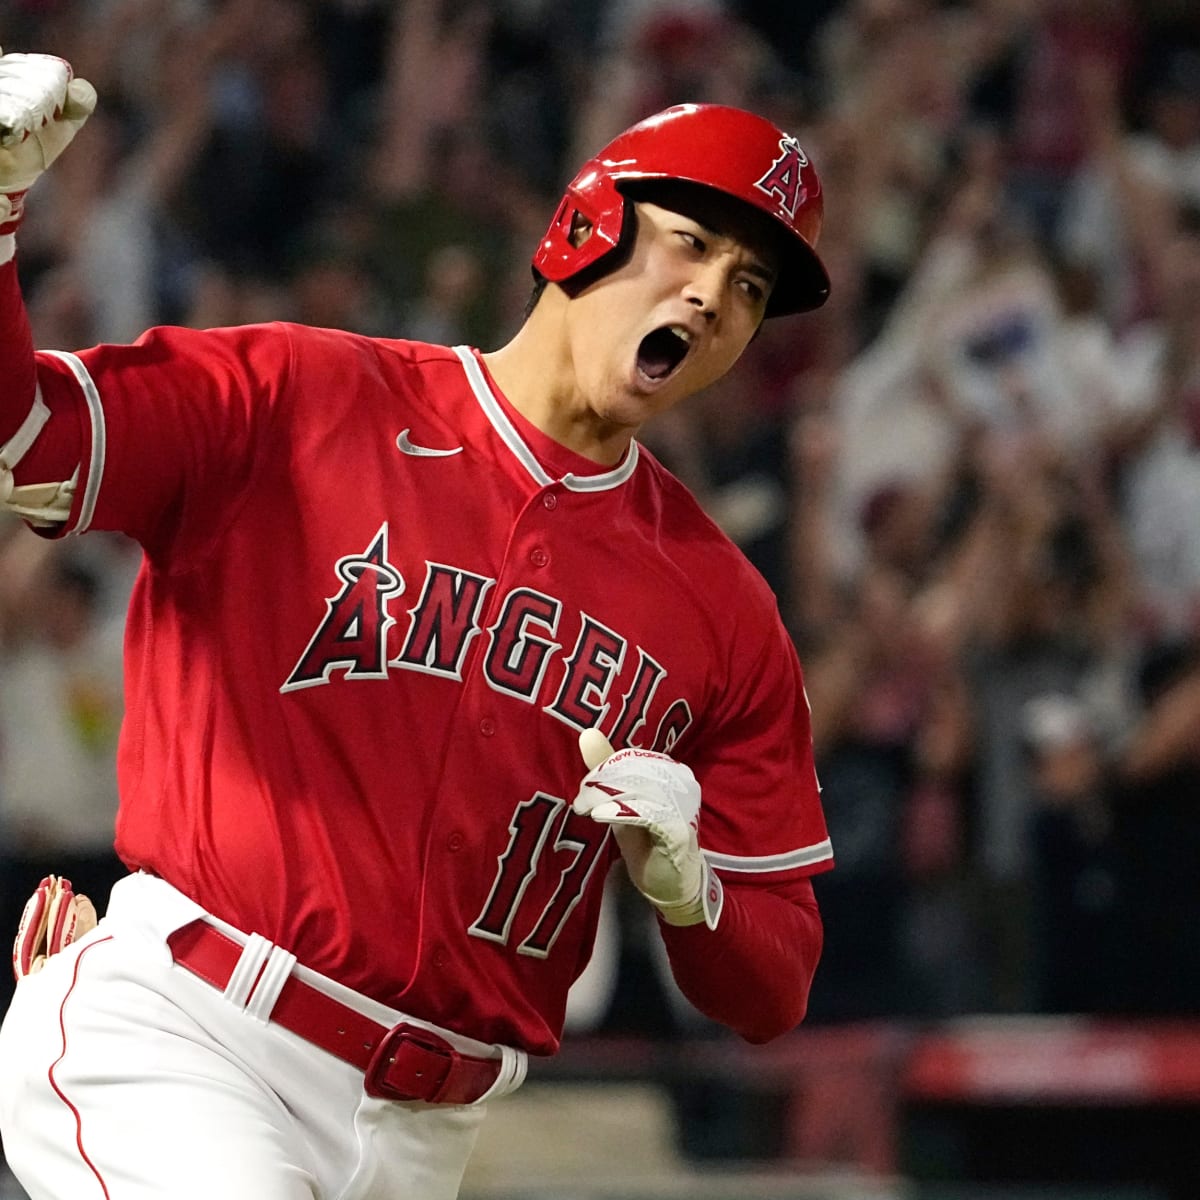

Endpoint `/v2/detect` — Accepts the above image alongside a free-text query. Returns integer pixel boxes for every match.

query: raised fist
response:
[0,49,97,234]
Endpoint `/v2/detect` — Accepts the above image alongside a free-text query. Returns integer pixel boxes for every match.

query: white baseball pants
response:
[0,872,525,1199]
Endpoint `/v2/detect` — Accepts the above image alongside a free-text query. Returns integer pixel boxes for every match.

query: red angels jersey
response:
[30,324,832,1053]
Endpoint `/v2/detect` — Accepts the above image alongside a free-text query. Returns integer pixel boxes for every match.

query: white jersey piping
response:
[453,345,639,493]
[39,350,106,534]
[703,838,834,874]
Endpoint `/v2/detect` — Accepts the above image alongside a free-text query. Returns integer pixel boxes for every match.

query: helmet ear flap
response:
[533,187,635,293]
[565,196,640,294]
[547,199,595,250]
[534,174,628,285]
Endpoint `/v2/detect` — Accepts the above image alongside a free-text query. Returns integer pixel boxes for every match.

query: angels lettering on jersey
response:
[280,522,696,959]
[281,522,693,754]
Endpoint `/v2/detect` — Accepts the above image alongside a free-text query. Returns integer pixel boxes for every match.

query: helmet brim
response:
[765,240,831,316]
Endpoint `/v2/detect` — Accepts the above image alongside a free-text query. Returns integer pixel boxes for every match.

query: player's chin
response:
[606,384,682,429]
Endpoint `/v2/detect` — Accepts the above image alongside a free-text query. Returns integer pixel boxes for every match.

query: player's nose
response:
[682,261,725,322]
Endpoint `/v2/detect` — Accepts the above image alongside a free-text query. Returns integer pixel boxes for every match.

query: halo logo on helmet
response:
[754,136,810,220]
[532,103,831,316]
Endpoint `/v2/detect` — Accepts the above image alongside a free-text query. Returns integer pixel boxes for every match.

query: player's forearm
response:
[659,877,823,1043]
[0,251,39,438]
[0,250,88,528]
[1,50,95,447]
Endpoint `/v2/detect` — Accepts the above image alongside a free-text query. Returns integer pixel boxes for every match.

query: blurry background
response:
[1,0,1199,1197]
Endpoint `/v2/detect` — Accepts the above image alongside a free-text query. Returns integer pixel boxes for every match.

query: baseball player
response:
[0,49,834,1200]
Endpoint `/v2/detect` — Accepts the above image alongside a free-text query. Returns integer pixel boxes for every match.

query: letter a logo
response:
[753,135,809,219]
[281,524,404,691]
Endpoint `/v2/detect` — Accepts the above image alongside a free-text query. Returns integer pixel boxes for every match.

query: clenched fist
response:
[574,729,723,929]
[0,49,97,234]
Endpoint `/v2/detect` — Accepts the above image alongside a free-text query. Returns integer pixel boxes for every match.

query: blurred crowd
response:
[1,0,1199,1032]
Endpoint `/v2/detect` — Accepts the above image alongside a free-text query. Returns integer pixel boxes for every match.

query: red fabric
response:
[661,875,823,1042]
[0,257,91,498]
[0,257,37,442]
[12,322,830,1053]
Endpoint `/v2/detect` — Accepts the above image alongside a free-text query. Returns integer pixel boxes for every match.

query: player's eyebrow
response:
[690,217,778,286]
[742,256,778,286]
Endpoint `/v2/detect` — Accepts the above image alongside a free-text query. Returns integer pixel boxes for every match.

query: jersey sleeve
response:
[0,255,67,527]
[0,258,37,439]
[660,588,832,1041]
[688,584,833,885]
[31,322,295,561]
[660,873,824,1041]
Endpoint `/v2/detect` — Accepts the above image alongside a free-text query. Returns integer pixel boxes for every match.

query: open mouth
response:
[636,325,693,384]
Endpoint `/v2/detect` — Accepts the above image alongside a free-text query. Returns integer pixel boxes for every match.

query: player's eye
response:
[677,230,706,253]
[736,276,766,304]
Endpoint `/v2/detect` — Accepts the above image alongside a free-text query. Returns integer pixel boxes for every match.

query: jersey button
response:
[529,546,549,568]
[479,717,496,737]
[447,831,465,852]
[542,492,558,511]
[432,948,449,969]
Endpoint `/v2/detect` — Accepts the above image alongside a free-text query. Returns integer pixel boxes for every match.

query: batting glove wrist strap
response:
[574,733,723,931]
[0,49,97,234]
[12,874,98,980]
[652,856,724,928]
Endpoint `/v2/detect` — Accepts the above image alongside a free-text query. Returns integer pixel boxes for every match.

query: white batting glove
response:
[12,874,98,980]
[0,49,97,235]
[573,729,723,929]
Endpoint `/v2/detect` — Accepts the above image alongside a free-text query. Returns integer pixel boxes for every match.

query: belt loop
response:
[245,944,298,1024]
[486,1045,529,1102]
[223,933,272,1010]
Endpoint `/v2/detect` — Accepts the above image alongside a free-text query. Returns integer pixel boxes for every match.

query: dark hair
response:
[525,273,549,319]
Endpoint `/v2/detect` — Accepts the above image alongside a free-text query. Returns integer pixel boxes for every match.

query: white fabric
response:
[2,474,77,525]
[0,871,523,1200]
[39,349,105,533]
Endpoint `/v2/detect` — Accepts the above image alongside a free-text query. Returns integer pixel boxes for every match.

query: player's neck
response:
[483,305,633,468]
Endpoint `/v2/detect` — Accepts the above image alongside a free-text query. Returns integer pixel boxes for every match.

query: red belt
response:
[166,919,502,1105]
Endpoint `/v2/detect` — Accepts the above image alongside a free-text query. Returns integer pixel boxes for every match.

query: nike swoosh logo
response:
[396,429,463,457]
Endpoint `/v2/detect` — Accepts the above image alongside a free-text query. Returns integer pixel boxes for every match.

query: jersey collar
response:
[454,346,639,493]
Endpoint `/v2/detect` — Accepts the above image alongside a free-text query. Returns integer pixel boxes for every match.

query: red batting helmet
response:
[533,103,830,316]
